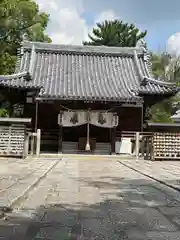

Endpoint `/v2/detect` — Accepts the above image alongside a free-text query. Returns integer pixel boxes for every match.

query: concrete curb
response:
[118,160,180,193]
[8,160,60,209]
[34,154,137,160]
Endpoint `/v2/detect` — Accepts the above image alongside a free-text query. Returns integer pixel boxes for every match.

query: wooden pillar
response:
[135,132,140,161]
[24,133,29,157]
[111,127,116,154]
[58,112,63,153]
[36,129,41,156]
[141,105,144,132]
[35,100,39,132]
[58,126,63,153]
[30,134,34,156]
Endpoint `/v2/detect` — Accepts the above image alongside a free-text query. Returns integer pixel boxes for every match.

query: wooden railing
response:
[152,132,180,160]
[119,131,180,161]
[0,118,31,158]
[25,129,41,157]
[25,129,180,160]
[0,124,25,157]
[117,131,153,160]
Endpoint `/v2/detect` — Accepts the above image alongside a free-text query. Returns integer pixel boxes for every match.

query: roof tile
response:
[0,41,177,101]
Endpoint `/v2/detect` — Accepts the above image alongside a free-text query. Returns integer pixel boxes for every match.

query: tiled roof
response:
[0,41,177,102]
[0,72,39,89]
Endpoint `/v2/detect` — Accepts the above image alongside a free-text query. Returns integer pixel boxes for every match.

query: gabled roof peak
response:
[22,41,144,56]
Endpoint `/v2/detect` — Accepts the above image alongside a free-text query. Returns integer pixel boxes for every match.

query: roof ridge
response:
[29,44,36,75]
[0,72,28,81]
[133,50,144,79]
[15,43,24,73]
[142,48,153,76]
[144,77,176,87]
[22,41,144,56]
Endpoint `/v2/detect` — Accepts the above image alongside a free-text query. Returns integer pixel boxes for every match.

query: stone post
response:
[135,132,140,161]
[36,129,41,156]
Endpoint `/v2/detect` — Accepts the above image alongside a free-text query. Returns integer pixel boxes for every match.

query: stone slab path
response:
[119,160,180,191]
[0,158,59,208]
[1,157,180,239]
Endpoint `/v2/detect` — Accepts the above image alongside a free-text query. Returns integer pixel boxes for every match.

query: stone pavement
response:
[119,159,180,192]
[1,157,180,239]
[0,158,59,208]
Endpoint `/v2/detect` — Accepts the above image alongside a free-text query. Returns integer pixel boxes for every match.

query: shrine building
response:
[0,41,177,155]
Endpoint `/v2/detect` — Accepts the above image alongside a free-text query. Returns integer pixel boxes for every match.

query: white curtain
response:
[58,111,87,127]
[58,110,119,128]
[90,112,118,128]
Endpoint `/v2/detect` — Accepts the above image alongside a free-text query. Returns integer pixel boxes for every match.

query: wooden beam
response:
[121,103,143,108]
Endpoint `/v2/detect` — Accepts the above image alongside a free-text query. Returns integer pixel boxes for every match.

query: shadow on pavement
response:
[1,177,180,239]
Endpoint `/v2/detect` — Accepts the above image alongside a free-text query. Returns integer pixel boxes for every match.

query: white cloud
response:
[167,32,180,56]
[36,0,83,13]
[35,0,118,45]
[50,33,74,45]
[95,10,117,23]
[36,0,58,11]
[51,8,88,44]
[85,10,118,42]
[35,0,87,44]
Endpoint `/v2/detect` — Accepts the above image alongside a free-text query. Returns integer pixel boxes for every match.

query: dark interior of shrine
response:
[24,100,143,153]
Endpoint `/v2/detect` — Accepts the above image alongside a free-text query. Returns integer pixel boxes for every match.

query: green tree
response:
[150,99,173,123]
[83,20,147,47]
[150,53,180,122]
[165,56,180,83]
[0,0,51,75]
[151,53,171,79]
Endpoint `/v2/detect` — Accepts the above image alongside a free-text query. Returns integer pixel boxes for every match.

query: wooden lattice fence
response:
[152,132,180,160]
[0,118,31,157]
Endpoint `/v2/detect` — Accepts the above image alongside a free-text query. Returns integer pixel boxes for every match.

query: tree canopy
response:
[83,20,147,47]
[149,52,180,122]
[0,0,51,75]
[151,53,171,79]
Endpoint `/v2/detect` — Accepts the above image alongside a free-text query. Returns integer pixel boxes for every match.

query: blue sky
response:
[35,0,180,54]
